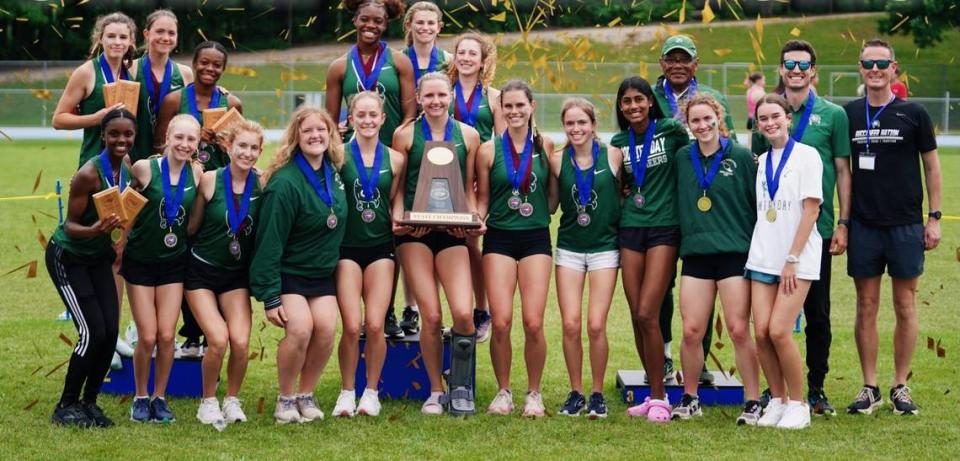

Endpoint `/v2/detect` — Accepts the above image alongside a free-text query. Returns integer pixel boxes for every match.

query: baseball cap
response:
[661,35,697,58]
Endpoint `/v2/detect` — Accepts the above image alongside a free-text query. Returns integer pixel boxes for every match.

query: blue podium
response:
[355,332,475,401]
[616,370,744,406]
[102,357,203,397]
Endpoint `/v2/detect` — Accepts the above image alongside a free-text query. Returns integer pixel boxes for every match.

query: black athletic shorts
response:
[184,254,248,294]
[681,252,748,281]
[619,225,681,252]
[482,226,551,260]
[281,273,336,298]
[396,230,466,254]
[120,251,187,286]
[340,241,396,270]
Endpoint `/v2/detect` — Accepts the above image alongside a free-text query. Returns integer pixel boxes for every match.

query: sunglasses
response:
[782,60,812,71]
[860,59,892,70]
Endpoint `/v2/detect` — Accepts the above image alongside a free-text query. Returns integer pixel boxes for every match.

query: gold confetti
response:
[59,333,73,347]
[76,0,90,5]
[713,48,732,57]
[702,2,715,24]
[37,230,47,250]
[280,71,308,82]
[3,262,31,277]
[50,25,63,39]
[225,66,257,78]
[490,11,506,22]
[679,0,686,24]
[607,17,622,27]
[32,169,42,193]
[790,27,801,37]
[197,28,208,42]
[257,397,265,414]
[714,313,724,341]
[24,399,40,411]
[928,337,935,350]
[27,261,36,278]
[44,359,69,377]
[755,14,764,42]
[15,17,28,23]
[890,15,910,32]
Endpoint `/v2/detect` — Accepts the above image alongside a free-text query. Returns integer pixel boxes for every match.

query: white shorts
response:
[554,248,620,273]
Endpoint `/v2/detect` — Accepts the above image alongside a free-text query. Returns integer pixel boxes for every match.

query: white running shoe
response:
[522,391,546,418]
[356,389,381,417]
[776,400,811,429]
[115,337,135,357]
[758,398,786,427]
[196,397,224,425]
[274,396,301,424]
[487,389,514,415]
[333,390,356,418]
[222,396,247,423]
[296,394,324,422]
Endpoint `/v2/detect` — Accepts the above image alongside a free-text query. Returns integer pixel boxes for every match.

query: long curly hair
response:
[223,119,265,148]
[681,93,731,138]
[447,32,497,88]
[403,2,443,46]
[265,106,344,183]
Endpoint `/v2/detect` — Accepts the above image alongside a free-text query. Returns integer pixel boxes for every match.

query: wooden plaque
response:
[202,107,227,129]
[401,141,480,229]
[92,186,123,221]
[103,80,140,116]
[210,107,244,134]
[120,187,148,230]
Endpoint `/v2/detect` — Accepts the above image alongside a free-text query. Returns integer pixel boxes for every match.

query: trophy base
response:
[401,211,481,229]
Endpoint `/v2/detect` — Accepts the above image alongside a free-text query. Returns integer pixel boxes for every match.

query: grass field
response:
[0,140,958,460]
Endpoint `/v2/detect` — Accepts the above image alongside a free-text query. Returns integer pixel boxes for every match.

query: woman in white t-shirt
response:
[745,94,823,430]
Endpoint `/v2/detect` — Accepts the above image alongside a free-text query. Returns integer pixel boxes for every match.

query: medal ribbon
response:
[568,141,600,208]
[223,167,256,237]
[350,139,384,201]
[351,41,388,91]
[421,117,454,142]
[689,137,729,193]
[664,78,697,119]
[863,95,894,153]
[99,54,129,84]
[501,131,534,194]
[408,45,439,84]
[294,151,335,209]
[160,156,188,230]
[627,119,658,191]
[790,90,816,142]
[765,138,795,202]
[453,81,482,126]
[184,84,222,123]
[98,149,127,192]
[143,55,173,117]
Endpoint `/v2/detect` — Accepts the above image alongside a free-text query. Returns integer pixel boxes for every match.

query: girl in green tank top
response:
[402,2,451,86]
[52,13,138,168]
[550,98,624,416]
[156,41,241,172]
[447,32,504,143]
[326,1,415,148]
[475,80,554,414]
[123,113,203,420]
[184,120,264,421]
[130,10,192,162]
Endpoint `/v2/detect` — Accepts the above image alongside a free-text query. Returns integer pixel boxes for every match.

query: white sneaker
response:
[274,396,301,424]
[758,398,786,427]
[776,400,811,430]
[522,391,546,417]
[222,396,247,423]
[296,394,324,422]
[332,390,356,418]
[115,337,135,357]
[421,392,444,415]
[356,389,382,417]
[487,389,515,415]
[110,351,123,370]
[196,397,224,425]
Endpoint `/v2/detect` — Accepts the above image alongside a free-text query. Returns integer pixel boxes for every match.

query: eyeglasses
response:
[860,59,892,70]
[782,60,812,71]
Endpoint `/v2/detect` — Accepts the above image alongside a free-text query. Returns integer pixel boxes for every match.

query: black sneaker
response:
[558,391,586,416]
[759,388,772,409]
[699,366,715,385]
[83,401,114,428]
[400,306,420,335]
[587,392,608,419]
[808,387,837,417]
[664,357,676,382]
[474,309,492,343]
[52,402,94,428]
[150,397,176,423]
[130,397,151,422]
[384,307,405,339]
[890,384,919,415]
[671,393,702,420]
[180,338,202,358]
[737,399,762,426]
[846,385,882,415]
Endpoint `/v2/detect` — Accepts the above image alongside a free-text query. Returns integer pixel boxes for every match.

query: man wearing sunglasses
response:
[844,39,941,417]
[750,40,852,417]
[652,34,737,386]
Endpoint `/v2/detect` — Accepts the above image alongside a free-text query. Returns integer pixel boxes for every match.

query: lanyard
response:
[627,119,658,190]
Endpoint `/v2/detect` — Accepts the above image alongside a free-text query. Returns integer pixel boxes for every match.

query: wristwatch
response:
[786,255,800,264]
[928,211,942,220]
[837,218,850,227]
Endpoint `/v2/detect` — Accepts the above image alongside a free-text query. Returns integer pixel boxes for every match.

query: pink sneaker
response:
[627,397,653,417]
[646,399,672,423]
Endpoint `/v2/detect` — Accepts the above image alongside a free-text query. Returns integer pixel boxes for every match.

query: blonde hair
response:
[265,106,344,183]
[166,113,201,138]
[416,71,452,96]
[403,2,443,46]
[224,119,265,148]
[560,97,599,150]
[347,91,385,113]
[681,93,731,138]
[88,12,137,69]
[447,32,497,88]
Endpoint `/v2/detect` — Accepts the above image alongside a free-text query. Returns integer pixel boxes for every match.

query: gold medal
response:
[766,207,777,223]
[697,195,712,212]
[110,228,122,244]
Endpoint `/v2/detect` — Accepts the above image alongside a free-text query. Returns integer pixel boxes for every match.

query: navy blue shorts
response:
[847,219,924,279]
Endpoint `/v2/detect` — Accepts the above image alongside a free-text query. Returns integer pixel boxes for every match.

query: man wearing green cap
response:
[654,34,735,386]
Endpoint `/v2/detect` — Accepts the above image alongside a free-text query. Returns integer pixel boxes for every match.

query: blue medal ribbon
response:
[350,139,384,201]
[351,41,388,91]
[143,55,173,117]
[765,138,795,202]
[568,141,600,208]
[98,54,129,84]
[408,45,439,84]
[790,90,816,142]
[664,78,697,119]
[184,84,222,123]
[421,117,453,142]
[627,119,658,191]
[160,156,188,230]
[689,137,729,193]
[294,151,335,209]
[501,131,534,194]
[98,149,127,192]
[863,95,894,153]
[453,81,482,126]
[223,167,256,237]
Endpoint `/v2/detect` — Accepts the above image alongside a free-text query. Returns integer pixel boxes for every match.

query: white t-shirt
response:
[746,141,824,280]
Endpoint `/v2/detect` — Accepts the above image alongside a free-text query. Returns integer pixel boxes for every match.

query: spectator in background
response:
[745,72,766,132]
[891,68,908,99]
